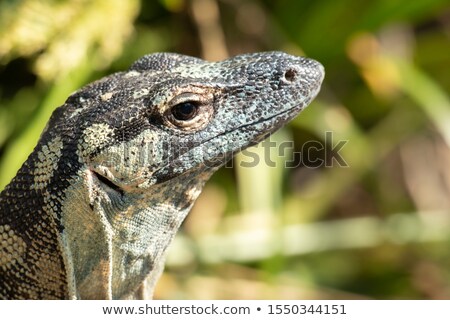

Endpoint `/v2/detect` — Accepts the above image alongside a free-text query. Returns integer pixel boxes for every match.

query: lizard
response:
[0,51,324,299]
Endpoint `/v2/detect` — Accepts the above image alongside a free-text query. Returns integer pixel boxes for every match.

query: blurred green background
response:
[1,0,450,299]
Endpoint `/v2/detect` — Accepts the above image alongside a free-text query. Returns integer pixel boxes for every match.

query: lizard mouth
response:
[90,102,309,191]
[212,101,308,150]
[150,99,315,184]
[204,86,321,151]
[90,169,125,196]
[229,106,298,143]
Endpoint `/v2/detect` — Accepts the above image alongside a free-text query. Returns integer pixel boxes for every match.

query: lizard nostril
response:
[283,68,298,83]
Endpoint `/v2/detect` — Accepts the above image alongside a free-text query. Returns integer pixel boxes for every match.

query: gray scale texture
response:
[0,51,324,299]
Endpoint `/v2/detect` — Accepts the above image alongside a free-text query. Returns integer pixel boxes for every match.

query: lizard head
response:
[40,52,323,298]
[66,52,324,194]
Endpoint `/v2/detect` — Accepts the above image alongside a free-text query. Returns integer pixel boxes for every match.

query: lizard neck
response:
[59,166,214,299]
[0,138,75,299]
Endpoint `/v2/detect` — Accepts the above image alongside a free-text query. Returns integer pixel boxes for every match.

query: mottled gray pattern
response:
[0,52,324,299]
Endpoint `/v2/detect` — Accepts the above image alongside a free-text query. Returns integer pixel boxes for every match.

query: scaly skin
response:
[0,52,324,299]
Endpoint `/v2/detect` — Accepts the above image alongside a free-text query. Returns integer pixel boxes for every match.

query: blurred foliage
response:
[0,0,450,299]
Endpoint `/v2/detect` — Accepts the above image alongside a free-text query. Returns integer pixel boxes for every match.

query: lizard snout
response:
[280,57,324,88]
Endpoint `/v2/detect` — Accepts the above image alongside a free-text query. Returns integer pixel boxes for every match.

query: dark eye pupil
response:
[171,102,198,121]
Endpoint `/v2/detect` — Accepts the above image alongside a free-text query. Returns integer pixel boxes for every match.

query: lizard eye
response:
[165,92,214,130]
[171,102,199,121]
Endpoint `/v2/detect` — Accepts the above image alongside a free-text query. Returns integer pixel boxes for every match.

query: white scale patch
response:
[79,123,115,158]
[101,92,114,101]
[125,70,141,78]
[133,88,149,99]
[31,136,63,190]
